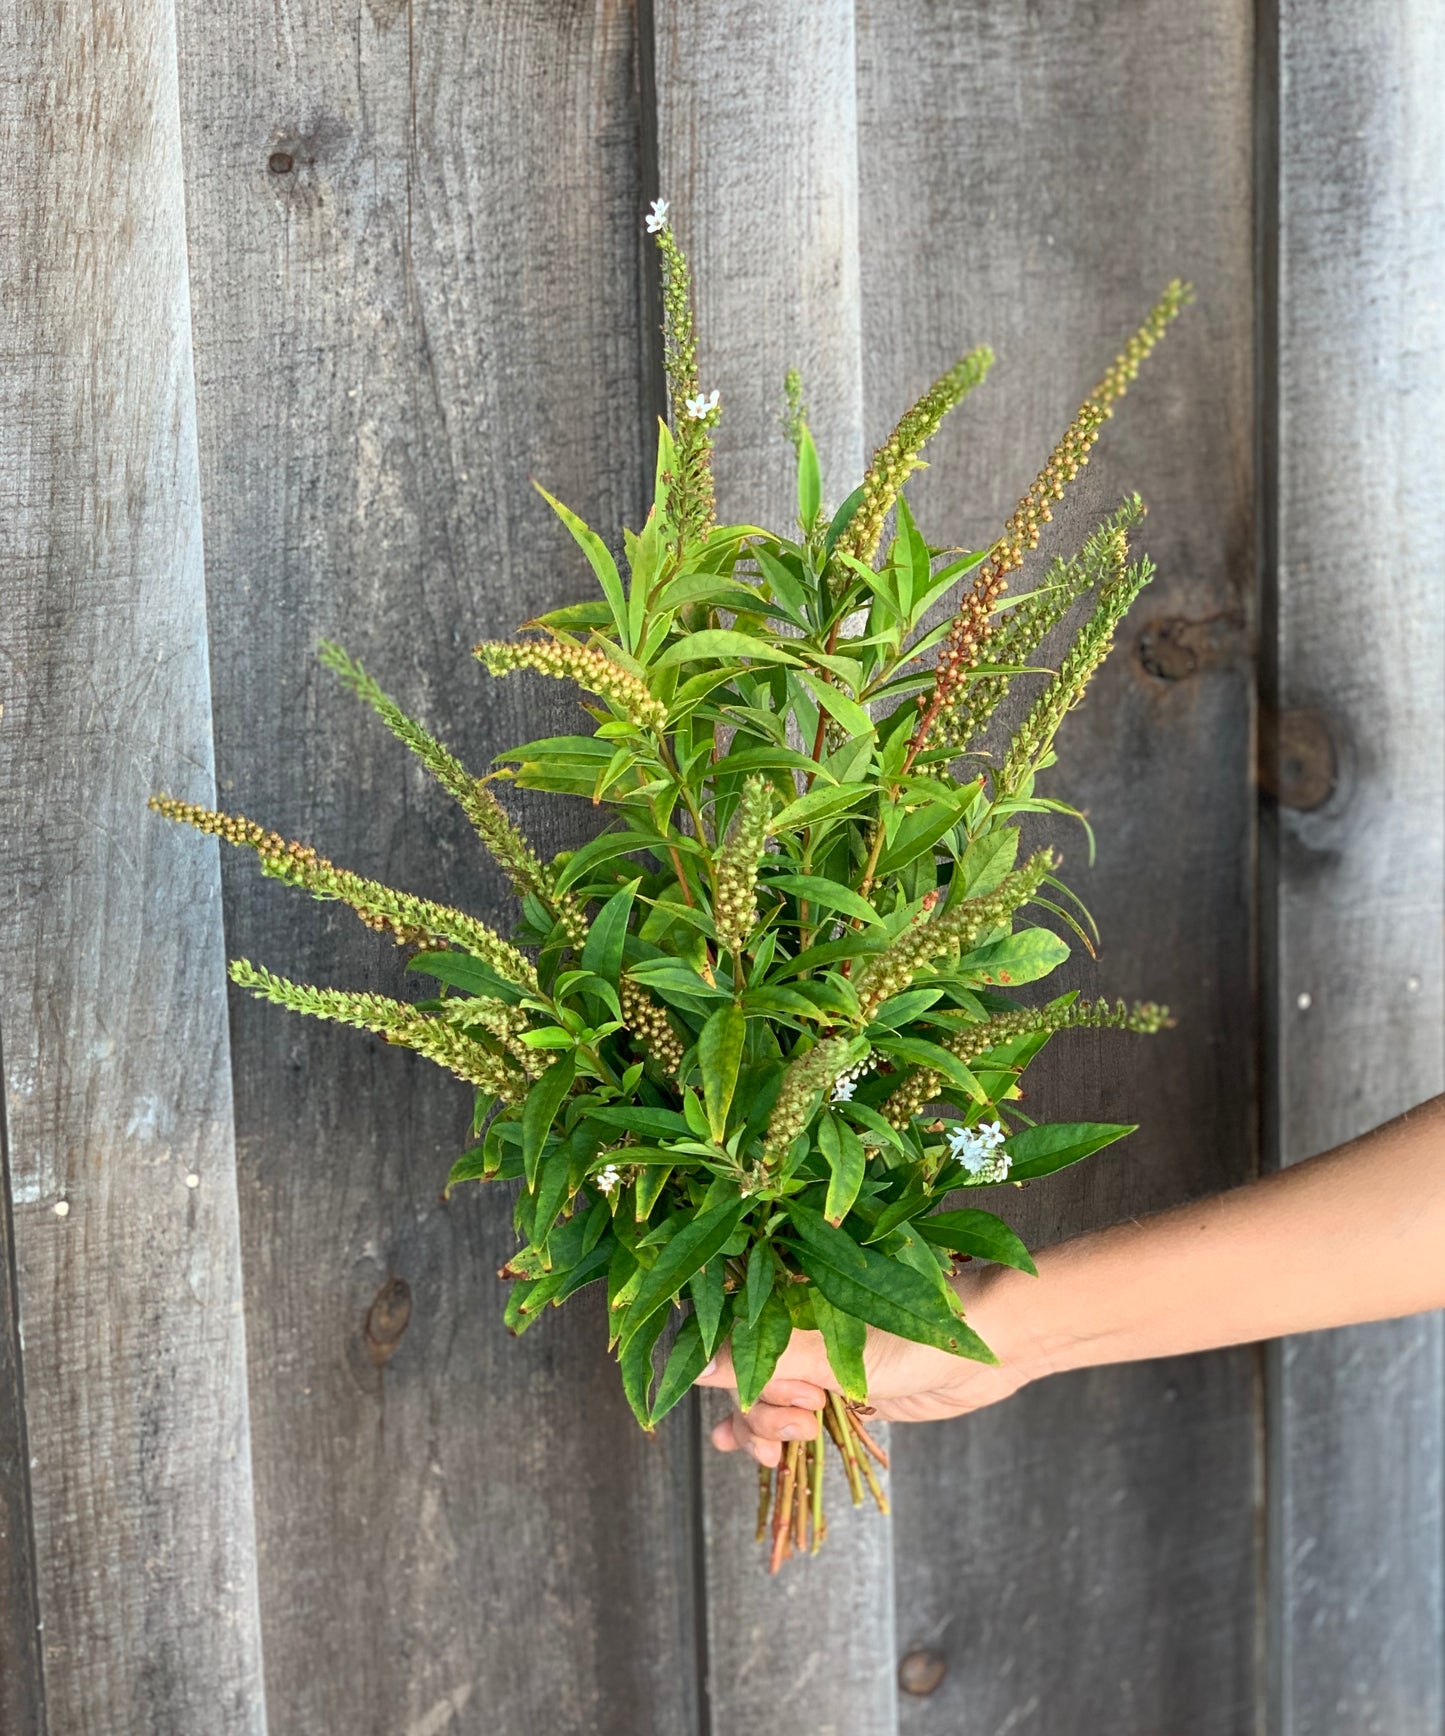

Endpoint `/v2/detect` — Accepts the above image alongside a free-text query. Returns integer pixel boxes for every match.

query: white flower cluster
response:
[595,1162,622,1196]
[645,198,669,233]
[948,1119,1010,1182]
[684,388,720,421]
[830,1055,876,1105]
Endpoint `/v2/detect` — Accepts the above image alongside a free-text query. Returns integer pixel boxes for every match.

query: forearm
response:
[996,1093,1445,1379]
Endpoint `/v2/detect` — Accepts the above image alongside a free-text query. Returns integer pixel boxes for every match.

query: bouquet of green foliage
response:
[154,203,1185,1572]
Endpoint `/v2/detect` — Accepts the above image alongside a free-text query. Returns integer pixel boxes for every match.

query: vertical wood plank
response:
[855,3,1260,1731]
[1268,3,1445,1730]
[175,3,702,1731]
[0,1,267,1730]
[653,4,899,1731]
[0,1050,45,1736]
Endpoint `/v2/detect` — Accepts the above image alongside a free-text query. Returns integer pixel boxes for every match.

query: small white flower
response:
[645,198,670,233]
[595,1162,622,1196]
[830,1078,857,1104]
[979,1120,1005,1149]
[684,389,720,420]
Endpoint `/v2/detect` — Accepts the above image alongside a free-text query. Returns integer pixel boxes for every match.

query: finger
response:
[762,1329,839,1394]
[693,1343,735,1390]
[755,1376,830,1412]
[710,1413,741,1452]
[735,1400,819,1444]
[725,1408,782,1467]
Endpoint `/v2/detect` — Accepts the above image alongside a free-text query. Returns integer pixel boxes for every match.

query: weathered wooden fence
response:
[1,1,1441,1731]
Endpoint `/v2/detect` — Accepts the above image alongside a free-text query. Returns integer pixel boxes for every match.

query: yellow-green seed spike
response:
[649,208,717,553]
[149,795,537,988]
[474,637,667,733]
[832,346,994,571]
[318,642,588,945]
[227,959,525,1099]
[911,283,1192,764]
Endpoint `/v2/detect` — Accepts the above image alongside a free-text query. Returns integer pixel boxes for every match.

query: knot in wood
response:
[898,1648,947,1696]
[364,1276,413,1368]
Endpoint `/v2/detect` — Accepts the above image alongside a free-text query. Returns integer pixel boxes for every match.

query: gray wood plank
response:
[0,1046,45,1736]
[0,1,267,1729]
[1267,3,1445,1730]
[855,3,1260,1730]
[654,4,900,1730]
[174,4,701,1732]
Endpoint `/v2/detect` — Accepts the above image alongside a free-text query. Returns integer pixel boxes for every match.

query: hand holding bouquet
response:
[155,203,1185,1571]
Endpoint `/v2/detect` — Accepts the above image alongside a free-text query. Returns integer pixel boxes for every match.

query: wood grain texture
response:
[175,3,702,1732]
[1267,3,1445,1730]
[855,3,1259,1730]
[655,5,899,1731]
[0,2,267,1730]
[0,1042,45,1736]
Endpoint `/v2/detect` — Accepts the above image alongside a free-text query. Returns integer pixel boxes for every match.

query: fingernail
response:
[699,1358,717,1378]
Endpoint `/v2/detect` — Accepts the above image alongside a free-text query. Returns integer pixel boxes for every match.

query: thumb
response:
[694,1327,837,1412]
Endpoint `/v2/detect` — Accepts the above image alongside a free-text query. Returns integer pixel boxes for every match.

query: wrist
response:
[954,1261,1062,1386]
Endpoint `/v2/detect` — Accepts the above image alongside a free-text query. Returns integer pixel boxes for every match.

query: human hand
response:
[694,1267,1041,1467]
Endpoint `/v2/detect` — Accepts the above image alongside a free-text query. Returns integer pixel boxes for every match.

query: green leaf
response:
[586,1104,692,1138]
[797,424,822,526]
[771,782,874,832]
[957,927,1070,988]
[443,1144,488,1196]
[868,987,945,1028]
[532,1143,574,1256]
[618,1200,747,1351]
[761,873,884,929]
[797,670,874,742]
[822,485,867,562]
[818,1112,866,1226]
[522,1056,575,1190]
[957,827,1020,898]
[689,1260,727,1359]
[653,630,802,669]
[892,493,929,617]
[875,799,969,877]
[1004,1121,1136,1181]
[535,482,630,649]
[650,1316,709,1426]
[730,1290,794,1410]
[743,1240,774,1328]
[878,1037,985,1101]
[787,1209,996,1362]
[619,1305,670,1428]
[915,1209,1037,1274]
[741,985,832,1025]
[634,1163,673,1221]
[581,879,638,985]
[698,1003,746,1142]
[408,951,524,1005]
[625,958,731,1006]
[811,1290,868,1402]
[552,830,669,895]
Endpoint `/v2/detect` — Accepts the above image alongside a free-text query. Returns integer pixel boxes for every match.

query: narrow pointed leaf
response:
[915,1209,1037,1275]
[787,1209,996,1362]
[1004,1121,1136,1180]
[522,1055,575,1190]
[619,1200,746,1351]
[650,1316,710,1426]
[698,1002,746,1142]
[730,1290,794,1411]
[536,482,630,649]
[811,1290,868,1402]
